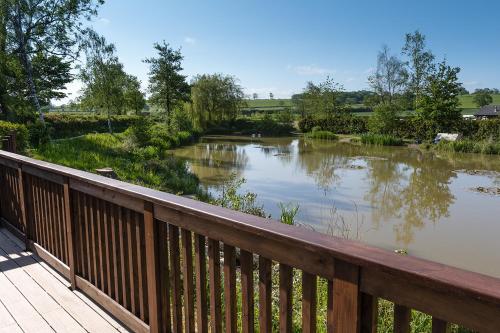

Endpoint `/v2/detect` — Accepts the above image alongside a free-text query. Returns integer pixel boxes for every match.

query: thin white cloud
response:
[346,77,356,83]
[98,17,110,25]
[363,67,375,74]
[463,80,479,87]
[290,64,335,76]
[184,37,197,45]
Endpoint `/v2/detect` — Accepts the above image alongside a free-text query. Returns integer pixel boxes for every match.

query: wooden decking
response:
[0,227,130,333]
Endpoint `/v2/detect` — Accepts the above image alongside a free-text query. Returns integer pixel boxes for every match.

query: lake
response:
[171,136,500,278]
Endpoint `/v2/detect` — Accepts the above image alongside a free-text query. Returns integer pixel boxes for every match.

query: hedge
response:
[0,121,29,151]
[45,113,140,139]
[299,116,500,141]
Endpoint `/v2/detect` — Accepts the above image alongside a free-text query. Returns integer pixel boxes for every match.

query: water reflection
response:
[169,136,500,277]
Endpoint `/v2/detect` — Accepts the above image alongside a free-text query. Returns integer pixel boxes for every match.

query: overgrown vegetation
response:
[0,120,28,151]
[31,132,201,195]
[361,134,404,146]
[434,139,500,155]
[304,130,338,140]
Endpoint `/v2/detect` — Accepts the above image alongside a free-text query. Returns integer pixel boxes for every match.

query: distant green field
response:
[244,99,293,108]
[458,94,500,109]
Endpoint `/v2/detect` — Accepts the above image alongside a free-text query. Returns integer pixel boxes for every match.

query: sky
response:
[59,0,500,104]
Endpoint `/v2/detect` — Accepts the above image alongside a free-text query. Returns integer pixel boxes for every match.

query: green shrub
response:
[299,114,368,134]
[305,130,338,140]
[44,113,140,139]
[361,134,404,146]
[0,120,29,151]
[435,139,500,155]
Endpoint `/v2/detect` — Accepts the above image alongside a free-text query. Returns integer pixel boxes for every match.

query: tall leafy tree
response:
[4,0,103,120]
[143,42,190,125]
[473,89,493,107]
[415,61,463,137]
[402,30,435,108]
[368,45,408,105]
[301,77,346,120]
[189,73,244,130]
[79,32,143,132]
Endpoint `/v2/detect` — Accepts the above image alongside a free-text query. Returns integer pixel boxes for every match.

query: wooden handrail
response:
[1,149,500,332]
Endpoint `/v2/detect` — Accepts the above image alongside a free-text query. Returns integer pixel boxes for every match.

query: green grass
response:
[458,94,500,109]
[361,134,404,146]
[244,99,293,108]
[30,133,201,195]
[304,130,338,140]
[434,139,500,155]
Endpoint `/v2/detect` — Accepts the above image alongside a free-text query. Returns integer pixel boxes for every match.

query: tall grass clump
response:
[305,130,338,140]
[435,139,500,155]
[361,134,404,146]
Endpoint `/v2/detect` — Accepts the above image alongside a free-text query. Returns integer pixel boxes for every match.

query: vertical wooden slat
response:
[96,198,105,292]
[119,207,130,309]
[327,280,334,333]
[127,210,137,315]
[51,183,61,261]
[144,202,161,333]
[223,244,236,333]
[159,223,171,333]
[90,196,98,286]
[432,318,451,333]
[302,272,317,333]
[181,229,195,333]
[279,264,293,333]
[169,224,182,333]
[63,178,76,289]
[84,193,92,281]
[360,293,377,333]
[394,304,411,333]
[194,234,208,333]
[240,250,254,333]
[333,260,361,333]
[16,166,28,248]
[259,256,272,333]
[104,202,112,298]
[47,181,57,257]
[136,212,146,321]
[208,239,222,333]
[55,184,66,263]
[41,179,51,253]
[110,204,120,302]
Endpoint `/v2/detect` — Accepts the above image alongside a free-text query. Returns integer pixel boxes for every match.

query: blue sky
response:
[62,0,500,102]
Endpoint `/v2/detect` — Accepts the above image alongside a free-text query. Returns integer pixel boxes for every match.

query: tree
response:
[414,60,463,137]
[143,42,190,125]
[473,89,493,107]
[269,92,274,99]
[402,30,435,108]
[301,77,346,119]
[369,45,408,105]
[189,73,244,130]
[368,103,400,134]
[252,93,258,100]
[79,32,142,132]
[5,0,103,121]
[123,75,146,114]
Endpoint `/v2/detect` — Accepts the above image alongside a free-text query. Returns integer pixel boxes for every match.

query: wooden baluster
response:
[327,280,334,333]
[432,318,451,333]
[144,202,161,333]
[333,260,361,333]
[194,234,208,333]
[63,178,76,289]
[169,225,182,333]
[208,239,222,333]
[181,229,195,333]
[302,272,317,333]
[394,304,411,333]
[240,250,254,333]
[224,244,236,333]
[135,211,146,321]
[259,256,272,332]
[360,293,377,333]
[279,264,293,333]
[16,166,28,249]
[158,222,171,333]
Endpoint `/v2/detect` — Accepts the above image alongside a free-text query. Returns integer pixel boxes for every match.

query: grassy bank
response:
[304,130,338,140]
[30,133,201,195]
[434,139,500,155]
[361,134,405,146]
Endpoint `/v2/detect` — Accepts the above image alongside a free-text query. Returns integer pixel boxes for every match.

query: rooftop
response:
[475,105,500,117]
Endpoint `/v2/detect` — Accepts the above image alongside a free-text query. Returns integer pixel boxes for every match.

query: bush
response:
[305,130,338,140]
[368,104,399,135]
[435,139,500,155]
[298,114,368,134]
[361,134,404,146]
[28,120,52,147]
[205,118,294,136]
[0,120,29,151]
[44,113,140,139]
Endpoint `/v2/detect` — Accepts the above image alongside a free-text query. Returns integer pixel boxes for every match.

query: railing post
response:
[10,133,16,154]
[333,260,361,333]
[144,201,161,333]
[63,177,77,289]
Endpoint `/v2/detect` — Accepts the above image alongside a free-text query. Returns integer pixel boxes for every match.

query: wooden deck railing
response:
[1,148,500,332]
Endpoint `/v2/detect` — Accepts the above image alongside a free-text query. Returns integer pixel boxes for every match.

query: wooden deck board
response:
[0,228,131,333]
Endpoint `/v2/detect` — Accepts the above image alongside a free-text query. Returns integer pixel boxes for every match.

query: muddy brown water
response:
[170,136,500,278]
